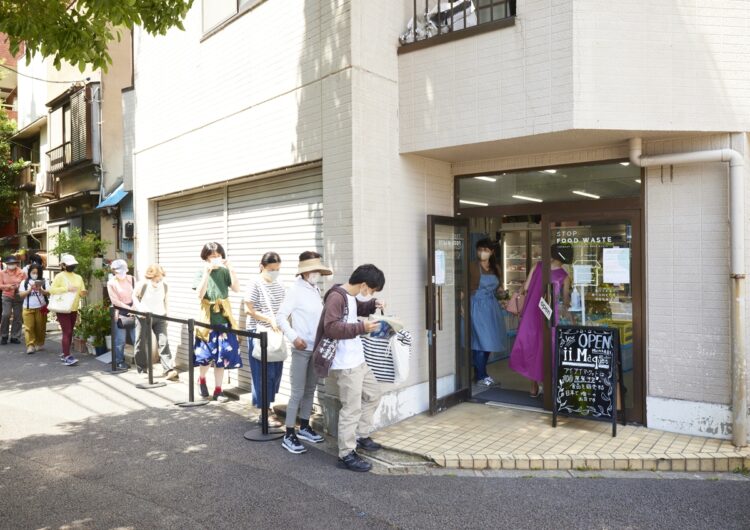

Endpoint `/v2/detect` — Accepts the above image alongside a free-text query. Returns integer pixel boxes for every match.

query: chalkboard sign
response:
[552,326,622,436]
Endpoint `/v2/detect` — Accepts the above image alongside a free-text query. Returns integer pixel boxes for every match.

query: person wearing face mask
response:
[244,251,287,424]
[0,255,26,345]
[18,263,50,354]
[468,238,507,387]
[107,259,137,371]
[274,251,333,454]
[49,254,88,366]
[193,242,242,402]
[312,264,386,472]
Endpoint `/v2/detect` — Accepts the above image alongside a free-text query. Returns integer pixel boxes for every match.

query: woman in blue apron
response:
[470,238,507,386]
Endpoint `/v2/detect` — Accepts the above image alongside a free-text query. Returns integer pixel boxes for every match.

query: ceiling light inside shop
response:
[474,176,497,182]
[572,190,600,199]
[635,179,642,184]
[459,199,489,207]
[541,169,557,174]
[512,194,543,203]
[620,162,630,166]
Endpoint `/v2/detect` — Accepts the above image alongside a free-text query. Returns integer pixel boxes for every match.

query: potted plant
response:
[77,303,112,355]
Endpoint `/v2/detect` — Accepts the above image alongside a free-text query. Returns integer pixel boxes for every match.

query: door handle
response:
[436,285,443,331]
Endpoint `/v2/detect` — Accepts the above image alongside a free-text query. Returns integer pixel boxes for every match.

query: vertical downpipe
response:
[730,156,747,447]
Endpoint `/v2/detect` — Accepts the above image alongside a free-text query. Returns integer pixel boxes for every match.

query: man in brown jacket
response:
[313,264,385,472]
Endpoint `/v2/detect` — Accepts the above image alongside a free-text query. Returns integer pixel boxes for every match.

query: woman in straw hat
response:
[274,251,332,454]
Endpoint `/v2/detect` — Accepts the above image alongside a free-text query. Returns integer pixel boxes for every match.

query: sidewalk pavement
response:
[372,401,750,472]
[25,332,750,474]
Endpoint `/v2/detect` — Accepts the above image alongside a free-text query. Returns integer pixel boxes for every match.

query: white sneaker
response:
[481,376,496,387]
[26,346,35,354]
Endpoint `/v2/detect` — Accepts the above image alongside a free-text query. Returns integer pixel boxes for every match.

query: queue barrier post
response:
[176,318,209,408]
[244,331,284,442]
[102,305,128,374]
[136,311,166,390]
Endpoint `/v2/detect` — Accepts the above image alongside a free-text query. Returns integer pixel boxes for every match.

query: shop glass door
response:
[427,215,472,414]
[544,213,643,423]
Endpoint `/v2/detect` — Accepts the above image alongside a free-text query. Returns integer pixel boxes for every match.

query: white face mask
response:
[30,273,38,280]
[356,287,373,302]
[478,250,491,261]
[115,270,127,278]
[306,272,321,285]
[210,257,224,267]
[264,270,280,281]
[6,264,16,270]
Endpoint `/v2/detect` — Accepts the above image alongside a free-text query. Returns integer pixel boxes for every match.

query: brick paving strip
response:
[370,402,750,473]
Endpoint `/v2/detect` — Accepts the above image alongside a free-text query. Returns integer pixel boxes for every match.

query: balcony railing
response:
[18,163,39,192]
[400,0,516,48]
[46,142,72,174]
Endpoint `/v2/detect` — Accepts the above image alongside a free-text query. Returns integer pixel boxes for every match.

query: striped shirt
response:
[244,277,285,330]
[362,330,413,383]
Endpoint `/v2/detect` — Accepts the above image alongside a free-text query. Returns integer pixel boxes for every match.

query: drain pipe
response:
[629,137,747,448]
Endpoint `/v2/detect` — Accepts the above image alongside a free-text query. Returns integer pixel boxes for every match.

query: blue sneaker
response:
[63,355,79,366]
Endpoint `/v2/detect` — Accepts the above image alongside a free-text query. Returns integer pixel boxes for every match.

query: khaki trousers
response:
[22,308,47,347]
[328,362,382,458]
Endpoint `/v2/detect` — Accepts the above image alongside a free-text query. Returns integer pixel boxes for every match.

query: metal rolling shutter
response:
[156,188,225,371]
[227,169,323,398]
[155,168,323,405]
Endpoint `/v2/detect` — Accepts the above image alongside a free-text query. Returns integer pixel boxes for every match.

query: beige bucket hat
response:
[297,257,333,276]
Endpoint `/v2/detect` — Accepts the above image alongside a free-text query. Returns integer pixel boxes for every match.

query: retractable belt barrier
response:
[104,306,282,440]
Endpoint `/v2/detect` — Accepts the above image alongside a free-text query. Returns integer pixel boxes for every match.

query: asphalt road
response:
[1,337,748,530]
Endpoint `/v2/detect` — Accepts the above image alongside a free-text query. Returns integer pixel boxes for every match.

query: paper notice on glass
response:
[573,264,594,286]
[603,248,630,284]
[434,250,446,285]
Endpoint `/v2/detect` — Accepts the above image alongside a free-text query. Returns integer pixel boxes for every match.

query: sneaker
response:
[281,432,307,454]
[115,362,130,370]
[297,425,324,443]
[337,451,371,472]
[59,353,66,362]
[63,355,79,366]
[35,345,44,352]
[356,437,382,452]
[212,392,230,403]
[480,376,496,387]
[10,338,20,344]
[199,382,209,398]
[1,337,7,345]
[26,346,35,355]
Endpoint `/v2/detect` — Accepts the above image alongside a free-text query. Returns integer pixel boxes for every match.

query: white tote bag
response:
[48,276,77,314]
[389,330,412,384]
[251,282,289,362]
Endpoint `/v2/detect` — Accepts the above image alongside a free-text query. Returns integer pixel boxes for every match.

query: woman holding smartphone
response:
[18,263,50,354]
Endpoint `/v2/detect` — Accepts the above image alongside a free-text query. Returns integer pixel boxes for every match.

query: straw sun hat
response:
[296,257,333,276]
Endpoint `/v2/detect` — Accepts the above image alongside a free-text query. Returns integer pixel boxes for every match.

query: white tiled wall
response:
[399,0,750,153]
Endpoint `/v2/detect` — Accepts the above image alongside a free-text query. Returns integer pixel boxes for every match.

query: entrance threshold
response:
[472,385,544,409]
[484,401,552,415]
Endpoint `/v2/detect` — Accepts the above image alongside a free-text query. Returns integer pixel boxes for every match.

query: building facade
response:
[132,0,749,444]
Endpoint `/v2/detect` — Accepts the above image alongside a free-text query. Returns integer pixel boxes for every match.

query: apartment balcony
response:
[17,163,39,192]
[398,1,750,161]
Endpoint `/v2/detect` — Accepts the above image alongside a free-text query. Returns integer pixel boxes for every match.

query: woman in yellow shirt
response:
[49,254,87,366]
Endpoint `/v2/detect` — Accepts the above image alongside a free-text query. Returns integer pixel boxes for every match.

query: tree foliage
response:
[51,227,110,287]
[0,107,22,224]
[0,0,194,72]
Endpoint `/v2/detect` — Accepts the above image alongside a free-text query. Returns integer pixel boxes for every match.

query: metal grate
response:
[400,0,516,45]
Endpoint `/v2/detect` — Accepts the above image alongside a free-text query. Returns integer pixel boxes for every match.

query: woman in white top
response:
[133,264,178,381]
[18,263,49,354]
[244,251,286,425]
[275,251,332,454]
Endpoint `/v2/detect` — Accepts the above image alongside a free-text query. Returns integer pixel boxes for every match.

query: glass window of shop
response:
[457,161,641,207]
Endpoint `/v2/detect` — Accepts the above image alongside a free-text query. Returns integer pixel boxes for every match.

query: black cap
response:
[3,255,19,264]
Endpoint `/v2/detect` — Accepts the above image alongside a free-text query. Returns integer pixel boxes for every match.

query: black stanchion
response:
[176,318,209,408]
[102,305,127,374]
[136,312,166,390]
[244,331,284,441]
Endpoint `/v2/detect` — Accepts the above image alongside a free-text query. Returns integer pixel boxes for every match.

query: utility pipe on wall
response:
[629,136,747,448]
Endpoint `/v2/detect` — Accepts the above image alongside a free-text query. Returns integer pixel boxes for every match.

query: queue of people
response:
[1,246,390,473]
